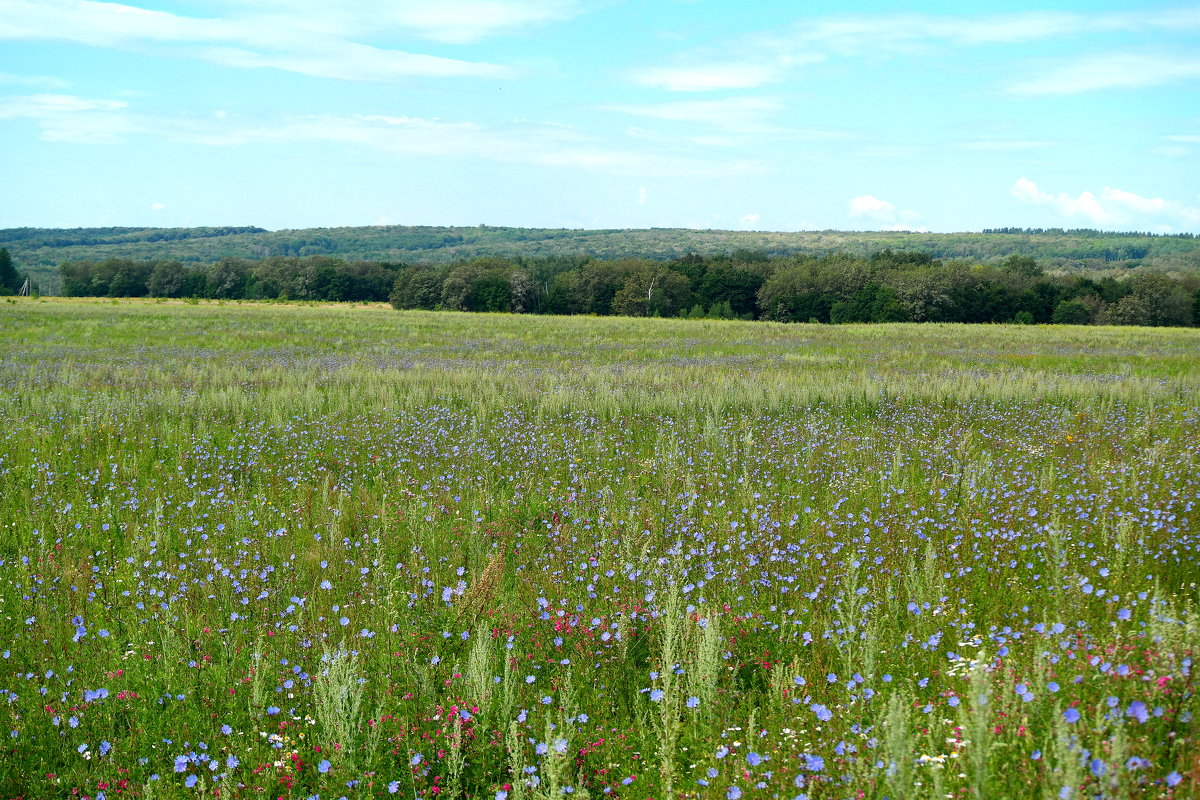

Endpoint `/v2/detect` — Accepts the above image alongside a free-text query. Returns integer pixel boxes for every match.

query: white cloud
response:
[207,0,586,44]
[0,93,126,114]
[1007,52,1200,95]
[739,213,761,229]
[848,195,895,219]
[150,201,165,211]
[636,186,648,205]
[0,93,131,141]
[0,71,67,88]
[958,139,1053,151]
[848,194,922,230]
[1011,177,1200,230]
[600,96,783,131]
[0,91,767,178]
[0,0,517,82]
[631,62,784,92]
[631,8,1200,91]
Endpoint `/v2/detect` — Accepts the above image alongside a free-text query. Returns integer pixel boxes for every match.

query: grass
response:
[0,297,1196,799]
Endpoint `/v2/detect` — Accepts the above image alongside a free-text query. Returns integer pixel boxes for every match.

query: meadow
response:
[0,297,1196,800]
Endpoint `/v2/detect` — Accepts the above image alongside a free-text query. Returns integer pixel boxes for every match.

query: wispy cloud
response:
[1007,52,1200,95]
[0,71,68,88]
[600,96,783,131]
[631,61,797,92]
[207,0,588,45]
[0,0,518,82]
[739,212,761,229]
[630,8,1200,92]
[0,92,767,178]
[0,93,131,141]
[1011,177,1200,230]
[958,139,1053,151]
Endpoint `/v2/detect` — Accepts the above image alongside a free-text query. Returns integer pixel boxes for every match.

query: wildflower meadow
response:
[0,298,1196,800]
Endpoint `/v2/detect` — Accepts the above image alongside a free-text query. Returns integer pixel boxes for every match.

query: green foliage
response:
[0,247,20,294]
[1102,273,1195,327]
[52,248,1200,328]
[1052,299,1093,325]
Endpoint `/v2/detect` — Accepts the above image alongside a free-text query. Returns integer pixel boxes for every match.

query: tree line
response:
[50,249,1200,327]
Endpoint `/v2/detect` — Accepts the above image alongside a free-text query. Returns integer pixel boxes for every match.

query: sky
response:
[0,0,1198,234]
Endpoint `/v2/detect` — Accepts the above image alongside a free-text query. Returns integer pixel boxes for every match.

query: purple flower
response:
[1063,708,1081,724]
[1126,701,1149,723]
[318,759,331,773]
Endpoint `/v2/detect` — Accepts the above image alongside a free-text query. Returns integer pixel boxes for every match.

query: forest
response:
[41,248,1200,327]
[5,223,1200,296]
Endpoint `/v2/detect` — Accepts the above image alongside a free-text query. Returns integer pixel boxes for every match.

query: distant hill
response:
[5,224,1199,295]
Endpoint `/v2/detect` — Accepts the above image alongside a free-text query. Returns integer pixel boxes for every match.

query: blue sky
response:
[1,0,1197,233]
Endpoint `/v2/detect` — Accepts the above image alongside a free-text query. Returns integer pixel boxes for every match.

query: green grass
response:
[0,297,1196,799]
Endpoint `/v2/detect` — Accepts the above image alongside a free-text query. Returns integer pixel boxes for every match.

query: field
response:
[0,298,1197,800]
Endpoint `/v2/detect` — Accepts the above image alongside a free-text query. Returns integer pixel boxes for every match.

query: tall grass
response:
[0,297,1196,799]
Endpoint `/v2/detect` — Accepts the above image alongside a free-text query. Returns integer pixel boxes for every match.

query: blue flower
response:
[686,696,700,708]
[318,759,331,773]
[649,689,664,702]
[1063,708,1081,724]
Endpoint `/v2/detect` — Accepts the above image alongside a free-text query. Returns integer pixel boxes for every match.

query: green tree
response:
[390,266,446,309]
[1103,274,1193,327]
[1052,299,1092,325]
[0,248,20,294]
[610,264,692,317]
[147,261,190,297]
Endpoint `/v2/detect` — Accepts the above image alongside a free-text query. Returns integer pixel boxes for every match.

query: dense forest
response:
[5,224,1200,296]
[42,248,1200,327]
